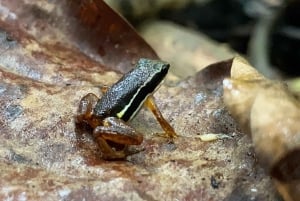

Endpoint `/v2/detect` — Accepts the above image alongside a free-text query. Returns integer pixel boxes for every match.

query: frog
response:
[76,58,177,160]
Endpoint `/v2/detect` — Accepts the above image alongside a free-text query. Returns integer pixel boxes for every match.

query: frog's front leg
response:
[144,95,177,138]
[93,117,143,160]
[76,93,102,128]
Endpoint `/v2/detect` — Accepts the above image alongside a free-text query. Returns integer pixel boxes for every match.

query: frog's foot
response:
[164,128,178,139]
[152,132,177,140]
[125,146,145,156]
[96,137,127,160]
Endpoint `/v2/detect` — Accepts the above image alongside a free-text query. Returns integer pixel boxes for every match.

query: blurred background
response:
[105,0,299,79]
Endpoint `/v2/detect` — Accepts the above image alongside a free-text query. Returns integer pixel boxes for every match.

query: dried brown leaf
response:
[223,57,300,201]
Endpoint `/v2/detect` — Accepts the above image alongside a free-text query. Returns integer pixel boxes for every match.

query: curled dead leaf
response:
[223,57,300,201]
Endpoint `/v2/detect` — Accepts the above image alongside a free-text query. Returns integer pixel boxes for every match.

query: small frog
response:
[76,58,177,160]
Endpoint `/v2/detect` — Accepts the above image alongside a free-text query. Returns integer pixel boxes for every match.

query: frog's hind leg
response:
[93,117,143,160]
[95,137,128,160]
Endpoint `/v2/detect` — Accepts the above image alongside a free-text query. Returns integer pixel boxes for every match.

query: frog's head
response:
[136,58,170,85]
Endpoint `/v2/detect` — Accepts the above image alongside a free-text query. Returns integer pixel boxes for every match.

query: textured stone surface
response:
[0,1,280,200]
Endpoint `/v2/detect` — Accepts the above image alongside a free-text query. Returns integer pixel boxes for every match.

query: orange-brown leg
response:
[76,93,101,128]
[93,117,143,160]
[95,137,127,160]
[144,96,177,138]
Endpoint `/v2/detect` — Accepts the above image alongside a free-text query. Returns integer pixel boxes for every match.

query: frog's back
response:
[94,58,169,121]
